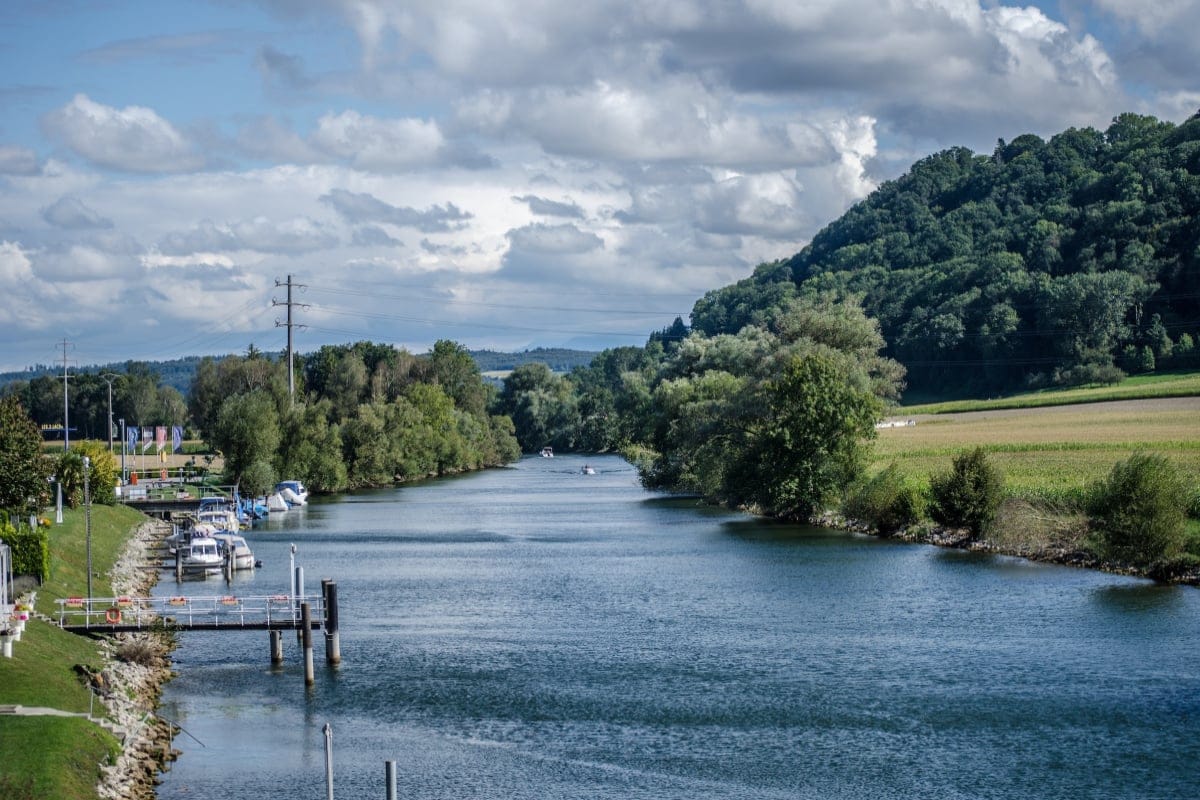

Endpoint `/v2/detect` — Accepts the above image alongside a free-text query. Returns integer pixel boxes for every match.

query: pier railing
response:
[54,593,325,632]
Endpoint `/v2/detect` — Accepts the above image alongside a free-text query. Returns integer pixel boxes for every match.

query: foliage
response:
[690,113,1200,396]
[0,517,49,580]
[73,440,118,506]
[494,362,581,452]
[929,448,1005,536]
[209,390,281,490]
[0,395,50,516]
[1085,452,1187,565]
[843,464,926,534]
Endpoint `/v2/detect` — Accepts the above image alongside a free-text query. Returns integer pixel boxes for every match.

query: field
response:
[873,397,1200,501]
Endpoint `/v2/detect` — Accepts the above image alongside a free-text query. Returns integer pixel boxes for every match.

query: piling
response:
[295,566,305,643]
[301,602,314,686]
[174,548,182,581]
[322,579,341,665]
[270,629,283,665]
[385,761,397,800]
[223,546,233,582]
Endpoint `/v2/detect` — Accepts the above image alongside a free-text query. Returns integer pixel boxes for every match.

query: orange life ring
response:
[105,607,122,624]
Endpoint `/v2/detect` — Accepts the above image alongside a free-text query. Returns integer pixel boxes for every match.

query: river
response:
[154,454,1200,800]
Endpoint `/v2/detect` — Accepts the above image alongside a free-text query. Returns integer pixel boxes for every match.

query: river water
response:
[154,454,1200,800]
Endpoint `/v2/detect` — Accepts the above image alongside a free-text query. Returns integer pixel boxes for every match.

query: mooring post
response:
[323,723,334,800]
[301,602,314,686]
[223,546,233,582]
[270,629,283,665]
[385,760,397,800]
[174,547,182,581]
[295,565,305,643]
[322,579,341,665]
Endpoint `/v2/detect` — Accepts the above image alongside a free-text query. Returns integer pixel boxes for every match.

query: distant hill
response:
[0,347,597,395]
[691,112,1200,395]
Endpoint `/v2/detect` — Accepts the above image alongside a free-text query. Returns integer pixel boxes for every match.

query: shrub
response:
[0,518,50,581]
[929,447,1005,537]
[843,464,925,535]
[1086,452,1186,566]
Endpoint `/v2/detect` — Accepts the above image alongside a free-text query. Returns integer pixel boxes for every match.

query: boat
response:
[540,447,554,458]
[198,496,244,530]
[212,533,256,570]
[582,464,595,475]
[178,536,223,576]
[275,480,308,507]
[266,492,290,513]
[165,521,218,555]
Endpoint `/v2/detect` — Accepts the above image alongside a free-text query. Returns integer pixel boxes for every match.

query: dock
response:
[54,593,323,634]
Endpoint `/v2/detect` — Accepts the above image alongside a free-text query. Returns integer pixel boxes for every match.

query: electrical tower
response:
[273,275,309,405]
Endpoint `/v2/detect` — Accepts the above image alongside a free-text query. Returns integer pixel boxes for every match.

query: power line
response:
[274,275,309,404]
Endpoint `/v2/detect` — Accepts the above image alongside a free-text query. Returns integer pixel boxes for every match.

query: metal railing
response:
[55,593,324,630]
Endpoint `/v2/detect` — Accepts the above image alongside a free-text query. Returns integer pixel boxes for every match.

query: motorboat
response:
[212,533,256,570]
[165,522,218,555]
[266,492,290,513]
[197,508,240,532]
[540,447,554,458]
[178,536,223,576]
[275,480,308,506]
[582,464,595,475]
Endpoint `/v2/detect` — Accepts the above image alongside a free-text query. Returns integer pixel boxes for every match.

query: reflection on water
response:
[156,454,1200,800]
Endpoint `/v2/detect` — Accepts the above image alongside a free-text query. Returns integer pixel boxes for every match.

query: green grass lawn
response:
[899,370,1200,414]
[36,504,147,613]
[0,716,119,800]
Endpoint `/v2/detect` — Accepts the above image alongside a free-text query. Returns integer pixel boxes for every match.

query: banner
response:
[142,427,154,453]
[172,425,183,454]
[155,426,167,452]
[127,426,138,452]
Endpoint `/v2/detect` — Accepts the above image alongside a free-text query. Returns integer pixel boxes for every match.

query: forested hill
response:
[691,112,1200,395]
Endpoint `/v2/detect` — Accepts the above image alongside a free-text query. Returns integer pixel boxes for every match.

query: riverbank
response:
[94,519,176,800]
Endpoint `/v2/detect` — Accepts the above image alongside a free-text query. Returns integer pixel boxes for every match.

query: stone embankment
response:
[95,519,178,800]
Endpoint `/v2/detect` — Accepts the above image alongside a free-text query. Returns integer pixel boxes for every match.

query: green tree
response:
[0,395,50,516]
[929,448,1005,537]
[1086,453,1186,565]
[210,391,281,489]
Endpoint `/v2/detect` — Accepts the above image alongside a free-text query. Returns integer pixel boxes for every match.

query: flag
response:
[142,428,154,453]
[172,425,183,454]
[155,426,167,452]
[127,426,138,452]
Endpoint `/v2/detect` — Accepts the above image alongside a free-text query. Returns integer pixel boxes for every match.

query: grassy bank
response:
[899,370,1200,415]
[0,504,146,799]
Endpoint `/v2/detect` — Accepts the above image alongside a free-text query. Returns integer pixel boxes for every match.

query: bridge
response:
[55,593,326,634]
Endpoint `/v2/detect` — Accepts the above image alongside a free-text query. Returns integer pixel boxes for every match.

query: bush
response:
[843,464,925,535]
[929,447,1005,537]
[1086,452,1186,566]
[0,518,50,582]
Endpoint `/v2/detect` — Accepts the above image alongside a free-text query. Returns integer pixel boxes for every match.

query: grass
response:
[898,370,1200,414]
[0,504,147,800]
[871,399,1200,505]
[0,717,120,800]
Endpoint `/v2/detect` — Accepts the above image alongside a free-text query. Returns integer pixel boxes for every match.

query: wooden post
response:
[223,545,233,582]
[322,579,341,665]
[174,547,182,581]
[270,629,283,665]
[385,760,396,800]
[301,602,314,686]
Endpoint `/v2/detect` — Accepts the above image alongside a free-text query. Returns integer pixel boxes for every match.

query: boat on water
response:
[582,464,595,475]
[540,447,554,458]
[212,533,256,570]
[266,492,290,513]
[275,480,308,507]
[165,521,218,555]
[178,536,223,576]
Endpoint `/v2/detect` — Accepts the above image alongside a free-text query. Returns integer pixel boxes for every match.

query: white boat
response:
[178,537,223,576]
[266,492,290,513]
[165,522,218,555]
[212,533,255,570]
[540,447,554,458]
[197,508,240,532]
[275,480,308,506]
[582,464,595,475]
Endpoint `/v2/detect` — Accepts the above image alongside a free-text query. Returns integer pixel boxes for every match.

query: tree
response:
[209,391,281,489]
[1086,453,1186,565]
[0,396,50,516]
[929,448,1005,537]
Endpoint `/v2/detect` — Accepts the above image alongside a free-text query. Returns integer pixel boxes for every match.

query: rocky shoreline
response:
[95,520,178,800]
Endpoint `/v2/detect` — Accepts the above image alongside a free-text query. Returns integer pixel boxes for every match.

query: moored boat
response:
[275,480,309,506]
[212,533,256,570]
[179,536,223,576]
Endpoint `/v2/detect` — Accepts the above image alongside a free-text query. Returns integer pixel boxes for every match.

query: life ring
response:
[105,607,122,624]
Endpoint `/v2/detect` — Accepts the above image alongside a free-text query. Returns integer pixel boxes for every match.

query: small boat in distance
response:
[540,447,554,458]
[582,464,595,475]
[275,480,309,506]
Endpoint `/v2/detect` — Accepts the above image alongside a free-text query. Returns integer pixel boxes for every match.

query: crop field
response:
[872,397,1200,500]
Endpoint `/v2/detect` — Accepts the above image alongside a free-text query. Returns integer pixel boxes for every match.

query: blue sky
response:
[1,0,1197,372]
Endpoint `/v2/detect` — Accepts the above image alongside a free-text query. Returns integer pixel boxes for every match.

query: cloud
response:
[0,146,40,176]
[506,222,604,255]
[320,188,473,231]
[79,30,248,65]
[257,46,316,91]
[310,110,446,171]
[352,225,403,247]
[512,194,585,218]
[41,196,114,230]
[158,216,338,255]
[42,94,205,173]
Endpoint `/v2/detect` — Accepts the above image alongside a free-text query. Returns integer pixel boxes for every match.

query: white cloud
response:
[0,145,40,176]
[311,110,446,171]
[42,94,204,173]
[159,216,338,255]
[41,196,114,230]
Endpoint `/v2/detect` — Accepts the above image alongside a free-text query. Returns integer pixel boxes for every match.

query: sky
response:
[1,0,1197,372]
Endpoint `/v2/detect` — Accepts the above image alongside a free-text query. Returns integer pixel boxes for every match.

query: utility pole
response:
[100,373,119,455]
[273,275,308,406]
[58,338,73,450]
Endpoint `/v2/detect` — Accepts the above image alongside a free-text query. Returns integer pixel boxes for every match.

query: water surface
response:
[155,454,1200,799]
